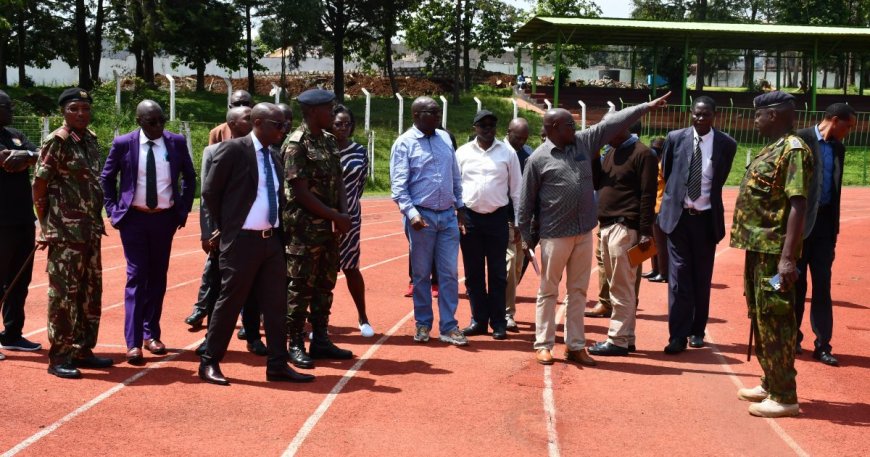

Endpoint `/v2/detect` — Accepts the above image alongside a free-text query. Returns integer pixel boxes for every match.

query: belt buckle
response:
[687,208,699,216]
[261,228,273,239]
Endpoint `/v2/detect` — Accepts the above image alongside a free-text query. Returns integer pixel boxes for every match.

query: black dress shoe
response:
[199,363,229,385]
[641,270,659,279]
[813,350,839,367]
[587,341,629,356]
[310,337,353,360]
[289,335,314,368]
[266,365,315,383]
[648,274,668,283]
[48,363,82,379]
[492,329,507,340]
[246,340,268,356]
[461,322,488,336]
[664,339,687,355]
[185,308,207,328]
[236,328,246,340]
[689,335,705,348]
[628,344,637,353]
[72,355,114,368]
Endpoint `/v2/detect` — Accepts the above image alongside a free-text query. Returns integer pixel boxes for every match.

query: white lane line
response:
[704,246,810,457]
[27,249,201,290]
[1,338,204,457]
[542,365,561,457]
[338,253,408,280]
[360,218,402,227]
[359,231,404,242]
[23,277,202,338]
[282,310,415,457]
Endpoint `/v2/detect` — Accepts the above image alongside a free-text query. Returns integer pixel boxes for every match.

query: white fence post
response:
[222,77,233,107]
[183,122,193,160]
[113,70,121,114]
[577,100,587,130]
[361,88,374,182]
[746,149,751,167]
[395,93,404,135]
[270,83,281,103]
[164,73,176,121]
[511,98,518,120]
[544,99,552,110]
[41,117,49,140]
[439,95,448,129]
[361,88,371,132]
[473,96,482,112]
[606,101,616,113]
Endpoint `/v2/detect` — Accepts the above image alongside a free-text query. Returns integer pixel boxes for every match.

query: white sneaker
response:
[359,323,375,337]
[439,328,468,346]
[748,398,799,418]
[737,385,768,402]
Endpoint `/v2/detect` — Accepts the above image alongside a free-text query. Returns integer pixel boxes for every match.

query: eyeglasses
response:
[263,119,290,130]
[230,100,252,107]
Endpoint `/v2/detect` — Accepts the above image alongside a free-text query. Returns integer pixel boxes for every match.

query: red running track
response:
[1,189,869,457]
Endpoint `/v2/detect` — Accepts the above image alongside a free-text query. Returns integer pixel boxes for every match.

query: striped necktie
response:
[687,137,702,201]
[261,147,278,226]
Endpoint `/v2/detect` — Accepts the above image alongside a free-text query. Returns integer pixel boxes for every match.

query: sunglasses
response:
[263,119,290,129]
[230,101,252,107]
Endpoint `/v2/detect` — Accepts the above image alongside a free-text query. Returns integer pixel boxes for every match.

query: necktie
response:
[687,137,702,201]
[145,140,158,209]
[261,148,278,226]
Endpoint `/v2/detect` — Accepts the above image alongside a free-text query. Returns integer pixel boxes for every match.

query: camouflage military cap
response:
[58,87,93,107]
[753,91,795,109]
[297,89,335,106]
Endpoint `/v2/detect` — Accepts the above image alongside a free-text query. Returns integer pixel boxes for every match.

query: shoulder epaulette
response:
[50,127,70,141]
[288,130,304,143]
[788,136,805,150]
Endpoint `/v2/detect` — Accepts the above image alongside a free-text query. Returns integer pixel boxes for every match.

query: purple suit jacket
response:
[100,129,197,228]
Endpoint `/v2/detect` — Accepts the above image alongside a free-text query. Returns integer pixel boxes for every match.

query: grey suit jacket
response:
[658,127,737,242]
[199,143,220,241]
[201,135,285,251]
[797,126,845,239]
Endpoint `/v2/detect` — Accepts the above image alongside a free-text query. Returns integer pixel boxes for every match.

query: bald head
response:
[136,99,166,140]
[229,90,253,108]
[507,117,530,151]
[543,109,575,148]
[251,102,279,121]
[411,96,440,134]
[226,106,252,138]
[136,99,163,118]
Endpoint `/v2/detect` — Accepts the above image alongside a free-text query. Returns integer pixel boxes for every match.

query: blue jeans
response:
[406,208,460,334]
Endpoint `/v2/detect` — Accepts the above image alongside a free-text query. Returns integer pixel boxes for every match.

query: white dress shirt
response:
[683,128,714,211]
[242,133,281,230]
[455,138,522,224]
[133,132,173,209]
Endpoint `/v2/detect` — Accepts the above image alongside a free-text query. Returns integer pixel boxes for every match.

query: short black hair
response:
[693,95,716,111]
[332,104,355,126]
[824,103,855,121]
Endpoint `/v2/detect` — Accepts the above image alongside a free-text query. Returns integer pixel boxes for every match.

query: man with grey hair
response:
[519,92,671,366]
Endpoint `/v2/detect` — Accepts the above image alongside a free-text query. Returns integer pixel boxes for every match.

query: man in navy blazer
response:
[658,96,737,354]
[101,100,196,364]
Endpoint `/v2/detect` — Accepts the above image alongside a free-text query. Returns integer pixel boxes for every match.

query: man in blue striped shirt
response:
[390,96,467,346]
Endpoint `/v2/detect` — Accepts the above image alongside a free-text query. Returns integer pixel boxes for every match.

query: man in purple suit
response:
[101,100,196,365]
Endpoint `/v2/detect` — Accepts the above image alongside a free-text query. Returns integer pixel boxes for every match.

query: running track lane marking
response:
[1,338,205,457]
[542,365,561,457]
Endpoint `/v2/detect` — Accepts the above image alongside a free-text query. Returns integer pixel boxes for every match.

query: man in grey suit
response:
[199,103,313,385]
[795,103,856,367]
[658,96,737,354]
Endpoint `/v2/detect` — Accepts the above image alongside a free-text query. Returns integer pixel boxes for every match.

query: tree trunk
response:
[75,0,93,90]
[0,41,7,87]
[452,0,461,104]
[196,62,206,92]
[694,0,707,92]
[332,1,346,102]
[384,26,398,94]
[16,14,26,86]
[462,0,473,91]
[144,47,154,86]
[133,44,144,78]
[245,2,255,94]
[90,0,105,85]
[280,24,287,90]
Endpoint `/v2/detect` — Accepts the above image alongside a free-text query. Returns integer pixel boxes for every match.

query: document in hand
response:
[524,247,541,276]
[627,238,657,267]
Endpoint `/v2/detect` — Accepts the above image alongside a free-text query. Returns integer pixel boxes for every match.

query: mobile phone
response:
[768,273,783,291]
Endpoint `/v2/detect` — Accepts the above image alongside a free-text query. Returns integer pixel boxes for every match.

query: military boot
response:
[309,323,353,360]
[288,333,314,369]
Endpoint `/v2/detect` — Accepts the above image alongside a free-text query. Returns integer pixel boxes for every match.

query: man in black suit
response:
[795,103,856,367]
[658,96,737,354]
[199,103,313,385]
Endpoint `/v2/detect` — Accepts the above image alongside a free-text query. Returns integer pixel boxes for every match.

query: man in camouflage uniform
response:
[283,89,353,369]
[730,91,812,418]
[32,88,113,379]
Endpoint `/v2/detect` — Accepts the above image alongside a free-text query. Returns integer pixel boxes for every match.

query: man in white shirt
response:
[456,110,522,340]
[101,100,196,365]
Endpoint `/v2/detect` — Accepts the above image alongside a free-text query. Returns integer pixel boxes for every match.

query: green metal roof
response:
[511,16,870,53]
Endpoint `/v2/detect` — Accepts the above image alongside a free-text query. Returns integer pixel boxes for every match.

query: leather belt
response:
[132,206,170,214]
[600,216,635,229]
[685,208,710,216]
[239,228,275,239]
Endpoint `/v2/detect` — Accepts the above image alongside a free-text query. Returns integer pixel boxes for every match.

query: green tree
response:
[355,0,420,94]
[533,0,602,87]
[257,0,320,91]
[106,0,161,85]
[0,0,69,87]
[319,0,370,102]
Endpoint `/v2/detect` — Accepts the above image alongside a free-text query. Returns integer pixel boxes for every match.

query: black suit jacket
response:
[201,135,285,251]
[658,127,737,243]
[797,126,845,240]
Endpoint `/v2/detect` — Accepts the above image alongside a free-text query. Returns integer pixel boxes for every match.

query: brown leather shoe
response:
[536,348,554,365]
[565,348,597,367]
[126,347,144,365]
[144,339,167,355]
[584,302,612,318]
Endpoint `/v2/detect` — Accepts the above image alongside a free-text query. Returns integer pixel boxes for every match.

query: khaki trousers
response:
[534,232,593,351]
[505,227,525,317]
[601,223,640,348]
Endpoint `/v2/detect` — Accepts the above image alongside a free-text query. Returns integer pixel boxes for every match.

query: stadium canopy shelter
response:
[510,16,870,110]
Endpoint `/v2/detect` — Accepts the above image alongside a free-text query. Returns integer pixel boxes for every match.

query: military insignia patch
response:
[789,137,803,149]
[80,90,88,99]
[12,138,22,146]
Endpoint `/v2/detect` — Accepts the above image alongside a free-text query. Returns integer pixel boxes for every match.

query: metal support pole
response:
[606,101,616,113]
[270,83,281,103]
[511,98,518,120]
[630,47,636,89]
[544,99,552,110]
[532,46,538,94]
[361,88,372,132]
[516,46,522,76]
[681,37,689,106]
[222,77,233,108]
[165,73,176,121]
[113,70,121,114]
[652,46,659,98]
[474,97,482,113]
[811,40,819,111]
[860,55,865,96]
[395,93,404,135]
[776,49,782,90]
[554,35,562,107]
[41,117,49,140]
[439,95,448,129]
[577,100,586,130]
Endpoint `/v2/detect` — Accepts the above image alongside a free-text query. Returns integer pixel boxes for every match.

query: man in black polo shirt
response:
[0,90,43,358]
